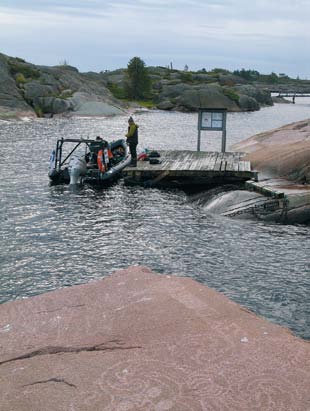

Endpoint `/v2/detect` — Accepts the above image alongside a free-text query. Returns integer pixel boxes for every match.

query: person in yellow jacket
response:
[125,116,138,167]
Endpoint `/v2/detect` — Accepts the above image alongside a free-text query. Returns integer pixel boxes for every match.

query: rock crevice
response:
[0,340,142,366]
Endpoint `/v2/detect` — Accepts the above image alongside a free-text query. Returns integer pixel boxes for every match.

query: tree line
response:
[110,57,303,103]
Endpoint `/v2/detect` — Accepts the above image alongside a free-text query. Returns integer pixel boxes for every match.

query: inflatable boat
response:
[48,137,131,186]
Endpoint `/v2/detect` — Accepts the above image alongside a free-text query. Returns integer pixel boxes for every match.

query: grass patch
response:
[223,87,240,102]
[8,59,40,80]
[107,82,127,99]
[15,73,27,85]
[136,100,156,109]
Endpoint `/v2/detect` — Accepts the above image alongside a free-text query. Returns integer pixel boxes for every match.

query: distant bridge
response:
[258,84,310,95]
[275,93,310,98]
[269,91,310,103]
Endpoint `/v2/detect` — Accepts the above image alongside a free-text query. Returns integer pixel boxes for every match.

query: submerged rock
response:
[199,187,310,224]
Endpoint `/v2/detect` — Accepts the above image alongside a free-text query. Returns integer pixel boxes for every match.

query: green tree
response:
[266,72,279,84]
[125,57,151,100]
[233,69,260,81]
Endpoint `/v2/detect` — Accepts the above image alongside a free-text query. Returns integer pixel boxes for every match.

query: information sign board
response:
[200,110,225,130]
[197,108,227,152]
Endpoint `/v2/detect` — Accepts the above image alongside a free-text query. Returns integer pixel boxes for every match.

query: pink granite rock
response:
[0,266,309,410]
[232,119,310,183]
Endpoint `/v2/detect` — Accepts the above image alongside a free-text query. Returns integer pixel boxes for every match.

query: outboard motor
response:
[68,155,87,185]
[48,149,56,177]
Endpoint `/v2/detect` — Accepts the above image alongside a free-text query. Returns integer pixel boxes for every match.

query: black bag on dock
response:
[149,158,161,164]
[148,151,161,158]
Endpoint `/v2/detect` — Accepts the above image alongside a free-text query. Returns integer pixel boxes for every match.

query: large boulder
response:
[232,119,310,183]
[0,54,35,118]
[162,84,240,112]
[24,81,57,100]
[157,83,193,101]
[19,63,125,116]
[23,80,74,114]
[235,84,273,105]
[68,92,125,116]
[156,82,272,112]
[156,100,175,110]
[238,94,260,111]
[34,96,73,114]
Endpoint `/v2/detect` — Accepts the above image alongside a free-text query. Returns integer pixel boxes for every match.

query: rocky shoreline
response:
[0,52,284,120]
[2,52,310,120]
[0,53,127,120]
[1,266,309,411]
[205,119,310,224]
[232,119,310,184]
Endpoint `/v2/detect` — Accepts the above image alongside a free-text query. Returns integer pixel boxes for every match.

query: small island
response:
[1,53,310,119]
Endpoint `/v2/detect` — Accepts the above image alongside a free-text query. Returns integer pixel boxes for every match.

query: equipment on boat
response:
[48,138,131,186]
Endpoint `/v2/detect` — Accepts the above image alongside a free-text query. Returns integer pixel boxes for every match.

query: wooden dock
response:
[123,150,257,190]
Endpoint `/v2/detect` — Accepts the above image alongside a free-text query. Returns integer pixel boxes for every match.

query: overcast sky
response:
[1,0,309,78]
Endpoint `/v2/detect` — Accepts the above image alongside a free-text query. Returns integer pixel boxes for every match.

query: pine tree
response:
[125,57,151,100]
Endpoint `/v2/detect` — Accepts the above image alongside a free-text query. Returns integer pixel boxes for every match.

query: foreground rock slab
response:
[0,267,309,411]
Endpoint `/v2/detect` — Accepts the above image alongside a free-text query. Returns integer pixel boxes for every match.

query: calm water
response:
[0,101,309,339]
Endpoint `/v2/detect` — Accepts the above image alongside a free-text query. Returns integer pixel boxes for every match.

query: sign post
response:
[197,108,227,152]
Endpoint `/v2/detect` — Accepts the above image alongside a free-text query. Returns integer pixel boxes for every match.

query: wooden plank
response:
[168,151,186,170]
[198,153,212,170]
[219,153,229,171]
[225,155,234,172]
[180,152,197,171]
[195,154,207,171]
[214,153,224,171]
[200,152,216,170]
[172,152,193,170]
[221,153,234,172]
[233,154,240,172]
[160,160,171,170]
[187,152,200,170]
[176,153,192,170]
[220,159,226,171]
[189,158,200,170]
[190,152,206,171]
[239,161,245,172]
[148,170,170,184]
[208,152,219,171]
[245,181,285,198]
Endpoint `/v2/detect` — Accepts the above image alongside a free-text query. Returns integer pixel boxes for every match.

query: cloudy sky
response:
[1,0,309,78]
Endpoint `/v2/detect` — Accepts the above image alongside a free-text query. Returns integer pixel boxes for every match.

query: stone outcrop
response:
[0,54,35,118]
[235,84,273,106]
[232,119,310,183]
[198,119,310,224]
[0,266,309,410]
[100,67,276,113]
[157,84,239,112]
[0,54,126,119]
[2,53,309,119]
